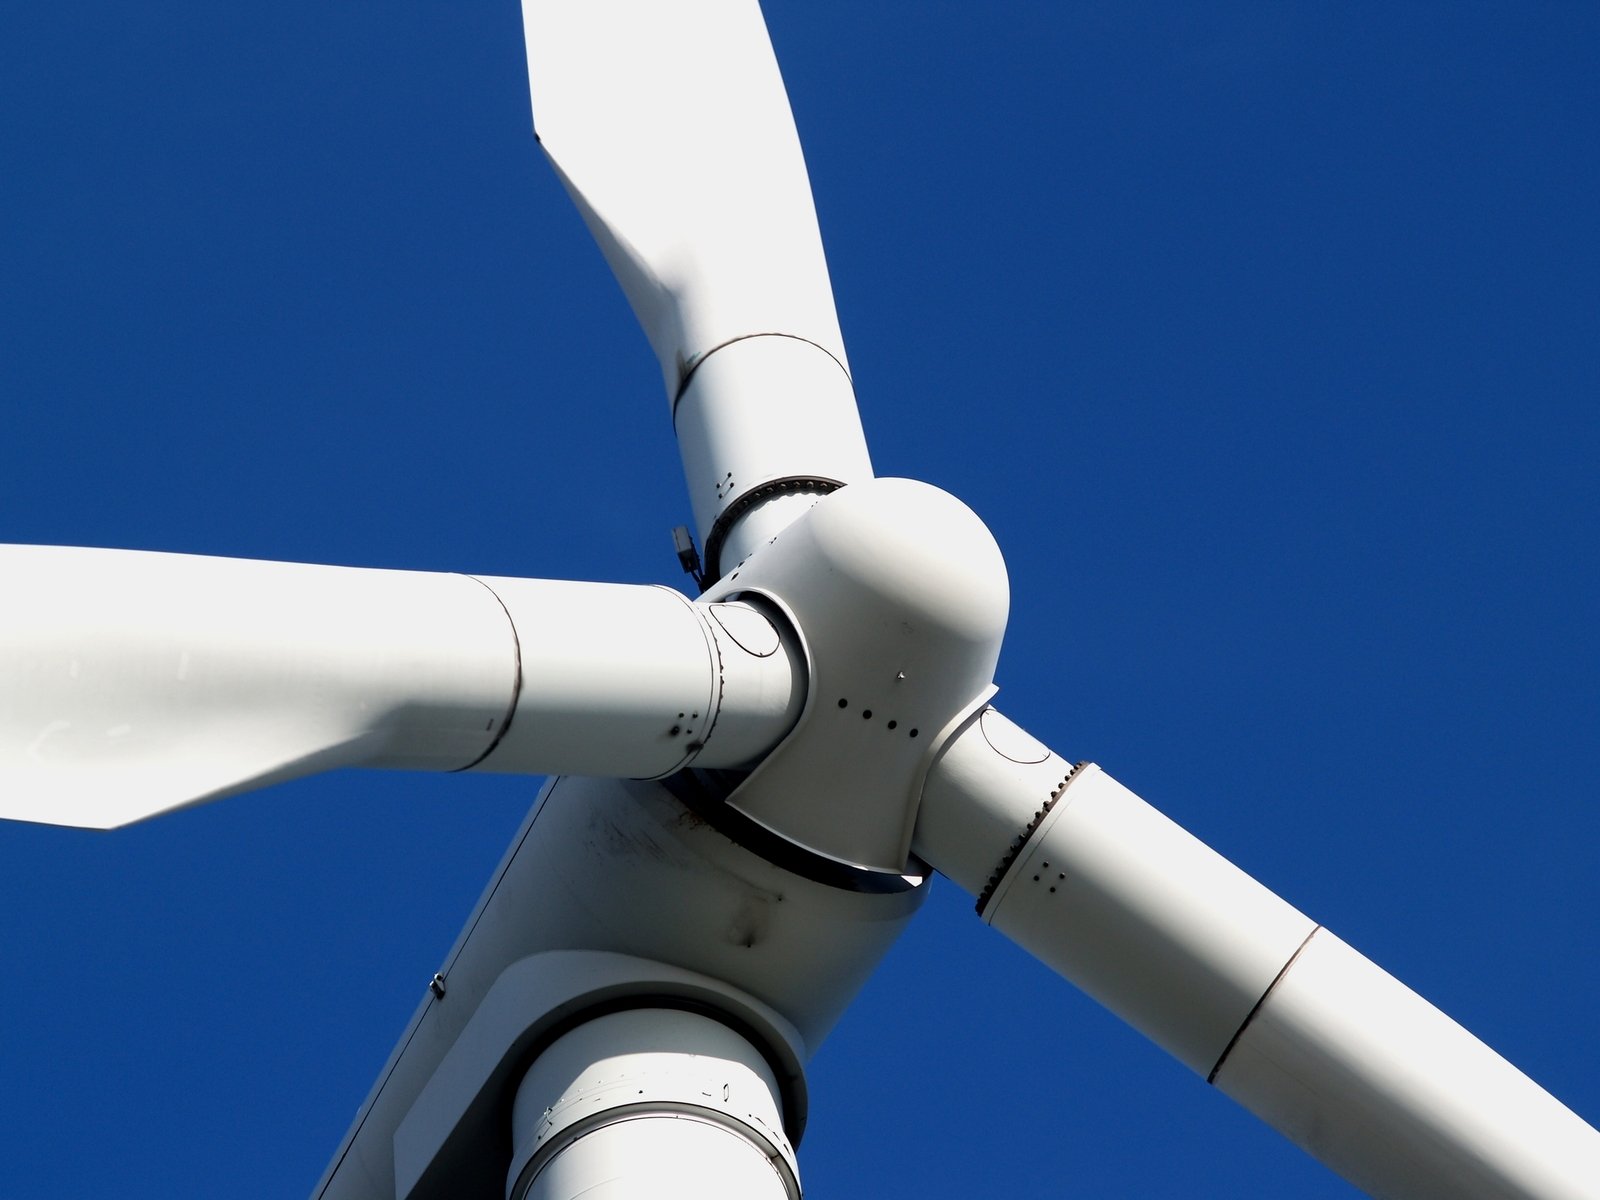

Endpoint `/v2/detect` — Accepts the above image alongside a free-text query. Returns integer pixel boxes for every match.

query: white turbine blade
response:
[524,0,847,386]
[1214,927,1600,1200]
[523,0,846,392]
[522,0,872,574]
[0,546,801,829]
[0,546,514,828]
[915,708,1600,1199]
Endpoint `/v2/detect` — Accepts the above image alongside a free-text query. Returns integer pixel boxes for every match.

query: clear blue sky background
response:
[3,3,1597,1197]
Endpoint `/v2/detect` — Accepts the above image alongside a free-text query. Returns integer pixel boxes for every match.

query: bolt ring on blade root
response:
[700,476,844,583]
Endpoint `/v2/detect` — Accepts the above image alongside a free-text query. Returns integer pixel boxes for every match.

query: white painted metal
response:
[516,1117,789,1200]
[914,706,1076,896]
[522,0,848,388]
[0,547,805,828]
[507,1008,799,1200]
[315,775,926,1200]
[521,0,872,558]
[972,761,1316,1076]
[0,545,514,828]
[705,478,1009,872]
[918,720,1600,1195]
[517,1117,792,1200]
[388,951,806,1200]
[696,600,809,766]
[707,489,830,584]
[472,580,804,777]
[1214,928,1600,1200]
[673,336,870,576]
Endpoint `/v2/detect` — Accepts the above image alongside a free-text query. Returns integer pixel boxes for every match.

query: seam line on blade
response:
[1206,925,1323,1084]
[454,574,524,771]
[670,332,852,423]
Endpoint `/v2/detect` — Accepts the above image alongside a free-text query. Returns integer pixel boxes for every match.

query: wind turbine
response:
[3,2,1600,1200]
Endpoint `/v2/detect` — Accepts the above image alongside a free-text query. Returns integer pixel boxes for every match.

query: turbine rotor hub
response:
[704,477,1009,873]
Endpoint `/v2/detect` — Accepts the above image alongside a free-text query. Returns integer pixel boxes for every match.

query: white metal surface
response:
[706,478,1009,872]
[521,0,873,557]
[315,775,927,1200]
[673,336,870,577]
[914,706,1076,896]
[517,1117,792,1200]
[0,545,515,827]
[973,760,1316,1076]
[389,951,806,1200]
[507,1008,798,1200]
[473,580,804,777]
[521,0,848,390]
[919,722,1600,1195]
[1214,928,1600,1200]
[704,490,829,586]
[0,548,806,827]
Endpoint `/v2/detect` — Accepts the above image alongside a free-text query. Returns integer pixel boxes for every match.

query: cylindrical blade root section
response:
[471,579,802,779]
[675,335,872,579]
[978,763,1315,1075]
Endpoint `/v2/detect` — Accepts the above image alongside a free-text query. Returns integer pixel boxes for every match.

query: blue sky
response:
[2,2,1596,1197]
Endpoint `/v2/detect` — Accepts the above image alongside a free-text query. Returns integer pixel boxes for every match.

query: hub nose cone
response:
[800,478,1009,652]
